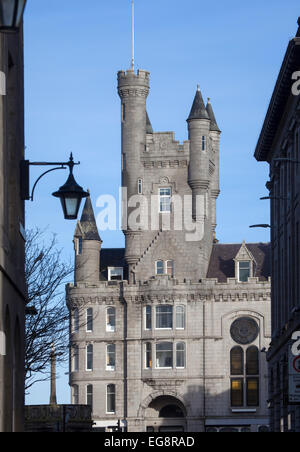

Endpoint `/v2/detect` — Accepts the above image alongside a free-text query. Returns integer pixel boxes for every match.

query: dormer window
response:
[108,267,123,281]
[238,261,251,282]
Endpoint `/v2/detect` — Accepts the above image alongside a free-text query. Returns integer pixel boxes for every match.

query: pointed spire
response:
[206,98,221,133]
[146,111,153,134]
[80,195,101,241]
[297,17,300,37]
[187,86,210,121]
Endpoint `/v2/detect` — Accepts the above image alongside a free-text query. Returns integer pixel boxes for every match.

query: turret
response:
[206,98,221,241]
[74,195,102,284]
[187,86,211,221]
[117,69,150,282]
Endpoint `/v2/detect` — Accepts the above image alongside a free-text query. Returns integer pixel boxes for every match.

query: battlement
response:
[118,69,150,86]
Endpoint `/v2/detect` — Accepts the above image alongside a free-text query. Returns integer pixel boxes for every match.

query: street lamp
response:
[20,153,89,220]
[0,0,27,32]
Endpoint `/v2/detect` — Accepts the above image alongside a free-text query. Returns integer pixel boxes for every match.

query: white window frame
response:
[106,307,116,332]
[176,342,186,369]
[176,305,186,330]
[155,305,173,330]
[155,260,164,275]
[145,305,152,330]
[72,345,79,372]
[86,307,93,332]
[106,384,116,414]
[238,261,252,282]
[155,260,174,276]
[155,342,173,369]
[108,267,124,281]
[159,187,172,213]
[72,308,79,334]
[106,344,116,371]
[86,343,93,371]
[166,260,174,277]
[144,342,152,369]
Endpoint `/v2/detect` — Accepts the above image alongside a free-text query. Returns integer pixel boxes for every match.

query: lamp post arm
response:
[30,166,66,201]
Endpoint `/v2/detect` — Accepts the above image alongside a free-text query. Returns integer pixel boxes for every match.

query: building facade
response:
[255,18,300,432]
[0,28,26,432]
[67,69,271,432]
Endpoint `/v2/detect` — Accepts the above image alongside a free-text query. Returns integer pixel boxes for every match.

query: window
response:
[231,379,244,407]
[145,305,152,330]
[106,307,116,332]
[72,345,79,372]
[230,347,244,375]
[176,342,186,368]
[108,267,123,281]
[155,260,174,277]
[238,261,251,282]
[122,103,125,122]
[86,308,93,332]
[72,385,79,404]
[176,306,185,329]
[159,188,172,213]
[106,344,116,371]
[156,342,173,368]
[107,384,116,414]
[75,237,82,255]
[230,345,260,407]
[138,178,143,194]
[86,344,93,371]
[202,136,206,151]
[86,385,93,409]
[156,305,173,329]
[72,308,79,333]
[145,342,152,369]
[166,260,174,277]
[156,260,164,275]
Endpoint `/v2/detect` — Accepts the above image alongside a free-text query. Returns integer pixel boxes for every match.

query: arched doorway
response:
[144,395,187,432]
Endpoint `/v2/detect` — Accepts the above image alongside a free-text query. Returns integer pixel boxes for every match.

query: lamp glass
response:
[0,0,26,30]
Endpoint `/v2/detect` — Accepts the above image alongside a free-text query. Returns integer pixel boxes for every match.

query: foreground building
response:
[67,69,271,432]
[255,18,300,432]
[0,28,26,431]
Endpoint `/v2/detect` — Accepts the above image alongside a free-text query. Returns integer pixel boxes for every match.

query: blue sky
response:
[24,1,300,404]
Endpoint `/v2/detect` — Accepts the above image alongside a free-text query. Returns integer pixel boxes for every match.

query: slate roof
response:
[79,196,101,241]
[206,99,221,133]
[99,242,271,283]
[206,243,271,282]
[187,88,210,121]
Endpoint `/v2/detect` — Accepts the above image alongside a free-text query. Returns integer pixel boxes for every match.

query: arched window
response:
[72,308,79,333]
[106,307,116,332]
[107,384,116,414]
[106,344,116,371]
[72,345,79,372]
[230,347,244,375]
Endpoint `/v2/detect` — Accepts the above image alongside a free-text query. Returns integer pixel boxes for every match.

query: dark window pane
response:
[246,346,259,375]
[247,378,259,406]
[230,347,244,375]
[231,379,243,407]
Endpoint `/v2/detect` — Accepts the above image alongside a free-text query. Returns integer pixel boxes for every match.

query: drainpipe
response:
[203,301,206,431]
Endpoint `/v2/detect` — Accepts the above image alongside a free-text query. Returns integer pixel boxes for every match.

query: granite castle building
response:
[66,68,271,432]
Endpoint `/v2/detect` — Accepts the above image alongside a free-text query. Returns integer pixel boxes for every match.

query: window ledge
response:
[231,408,257,413]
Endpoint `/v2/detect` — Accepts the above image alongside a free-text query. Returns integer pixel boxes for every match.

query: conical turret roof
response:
[146,111,153,134]
[206,98,221,133]
[79,195,101,241]
[297,17,300,37]
[187,86,210,121]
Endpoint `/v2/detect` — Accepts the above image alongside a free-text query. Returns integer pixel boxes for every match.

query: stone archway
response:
[139,393,188,432]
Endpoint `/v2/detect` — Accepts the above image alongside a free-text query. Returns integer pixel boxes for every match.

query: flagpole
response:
[131,0,135,72]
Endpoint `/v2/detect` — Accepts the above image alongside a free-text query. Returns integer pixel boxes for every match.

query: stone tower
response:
[118,71,221,282]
